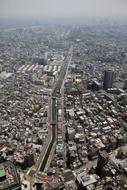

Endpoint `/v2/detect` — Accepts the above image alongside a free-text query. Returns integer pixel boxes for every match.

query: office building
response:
[103,70,114,90]
[96,151,109,175]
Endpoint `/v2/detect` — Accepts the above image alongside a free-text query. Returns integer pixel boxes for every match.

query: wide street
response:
[35,45,73,173]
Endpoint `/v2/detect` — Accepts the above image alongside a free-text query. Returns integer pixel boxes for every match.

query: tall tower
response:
[96,150,109,175]
[124,79,127,90]
[103,70,114,90]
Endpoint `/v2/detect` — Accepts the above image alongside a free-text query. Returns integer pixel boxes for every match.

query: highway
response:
[36,45,73,173]
[52,45,73,98]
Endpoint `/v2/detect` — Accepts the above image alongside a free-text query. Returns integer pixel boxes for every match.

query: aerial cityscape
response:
[0,0,127,190]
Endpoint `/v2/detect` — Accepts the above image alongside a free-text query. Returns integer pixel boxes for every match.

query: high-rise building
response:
[124,79,127,90]
[96,150,109,175]
[103,70,114,90]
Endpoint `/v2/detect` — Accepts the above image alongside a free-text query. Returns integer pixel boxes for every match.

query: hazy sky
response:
[0,0,127,18]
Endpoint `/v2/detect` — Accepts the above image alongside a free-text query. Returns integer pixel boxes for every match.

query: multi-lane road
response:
[36,45,73,173]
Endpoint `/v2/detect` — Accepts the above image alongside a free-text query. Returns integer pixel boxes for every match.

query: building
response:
[96,150,109,175]
[65,180,77,190]
[76,172,97,190]
[0,161,21,190]
[33,183,43,190]
[24,152,35,167]
[123,79,127,90]
[103,70,114,90]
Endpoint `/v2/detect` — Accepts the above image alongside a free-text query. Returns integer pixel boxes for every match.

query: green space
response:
[0,168,5,178]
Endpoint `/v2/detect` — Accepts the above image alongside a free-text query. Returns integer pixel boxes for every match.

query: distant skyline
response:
[0,0,127,19]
